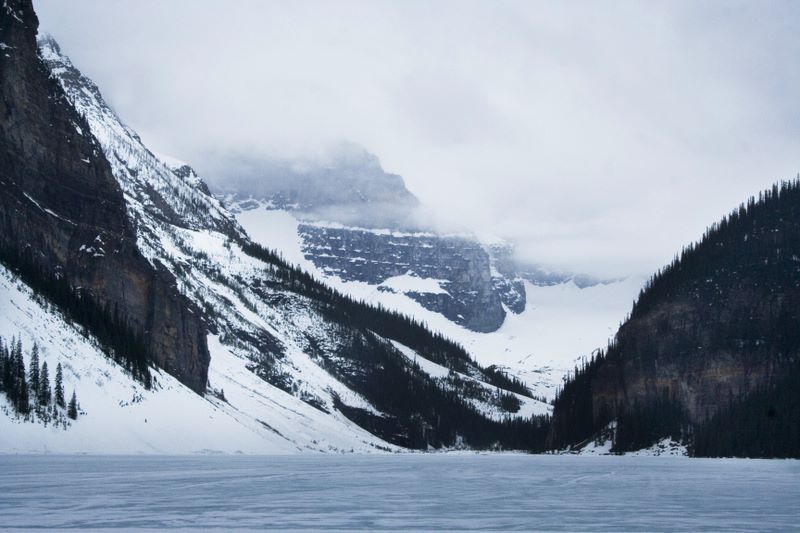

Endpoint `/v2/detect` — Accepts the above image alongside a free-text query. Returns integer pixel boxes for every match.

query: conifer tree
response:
[3,337,17,404]
[0,337,6,392]
[39,361,51,406]
[67,390,78,420]
[28,342,40,399]
[55,362,65,409]
[3,337,12,391]
[15,355,29,414]
[13,338,23,378]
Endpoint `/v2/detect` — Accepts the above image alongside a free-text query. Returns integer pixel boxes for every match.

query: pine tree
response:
[28,342,40,399]
[3,337,17,404]
[14,340,29,413]
[38,361,51,406]
[0,337,6,392]
[55,362,65,409]
[13,338,23,377]
[67,390,78,420]
[16,374,29,414]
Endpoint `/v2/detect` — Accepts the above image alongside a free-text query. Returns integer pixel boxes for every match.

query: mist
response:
[35,0,800,277]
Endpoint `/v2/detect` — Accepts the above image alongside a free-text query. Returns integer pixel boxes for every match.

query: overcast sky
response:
[36,0,800,277]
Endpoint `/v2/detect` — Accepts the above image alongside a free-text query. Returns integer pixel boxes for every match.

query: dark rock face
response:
[486,244,529,314]
[0,0,209,393]
[37,35,243,243]
[298,224,511,332]
[587,309,781,429]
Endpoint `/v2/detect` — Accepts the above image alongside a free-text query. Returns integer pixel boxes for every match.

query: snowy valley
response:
[232,205,644,402]
[4,0,796,462]
[5,2,800,532]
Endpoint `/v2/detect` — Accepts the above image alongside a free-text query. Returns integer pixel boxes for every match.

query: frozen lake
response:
[0,455,797,531]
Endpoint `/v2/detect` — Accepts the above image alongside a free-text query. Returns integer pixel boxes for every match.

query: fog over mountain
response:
[35,0,800,277]
[210,142,425,230]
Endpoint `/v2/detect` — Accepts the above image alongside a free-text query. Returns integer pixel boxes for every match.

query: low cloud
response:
[36,0,800,277]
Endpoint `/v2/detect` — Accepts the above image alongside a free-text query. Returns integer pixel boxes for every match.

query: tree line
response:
[0,240,152,387]
[239,239,532,397]
[239,239,546,450]
[0,335,79,423]
[692,361,800,458]
[326,328,550,450]
[549,178,800,457]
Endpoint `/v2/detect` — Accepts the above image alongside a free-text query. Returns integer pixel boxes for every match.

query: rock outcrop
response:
[298,223,512,332]
[0,0,209,393]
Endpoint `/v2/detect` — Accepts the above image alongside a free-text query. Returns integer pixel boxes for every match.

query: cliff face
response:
[588,299,781,427]
[0,0,209,392]
[549,182,800,453]
[297,223,514,332]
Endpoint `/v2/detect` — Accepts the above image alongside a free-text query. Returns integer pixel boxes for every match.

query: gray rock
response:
[298,224,510,332]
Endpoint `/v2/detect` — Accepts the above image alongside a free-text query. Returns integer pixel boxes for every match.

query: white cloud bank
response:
[36,0,800,277]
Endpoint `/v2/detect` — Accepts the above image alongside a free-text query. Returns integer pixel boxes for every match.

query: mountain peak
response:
[210,143,419,227]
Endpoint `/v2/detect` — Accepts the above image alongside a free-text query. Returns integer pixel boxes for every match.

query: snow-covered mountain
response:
[213,143,419,229]
[213,146,642,399]
[232,206,643,400]
[0,264,391,454]
[217,153,637,340]
[0,7,551,454]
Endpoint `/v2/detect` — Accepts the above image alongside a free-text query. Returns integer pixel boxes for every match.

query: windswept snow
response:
[576,437,688,457]
[150,150,189,170]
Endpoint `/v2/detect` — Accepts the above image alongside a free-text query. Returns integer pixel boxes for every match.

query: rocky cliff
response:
[297,223,516,332]
[217,146,615,334]
[0,0,209,393]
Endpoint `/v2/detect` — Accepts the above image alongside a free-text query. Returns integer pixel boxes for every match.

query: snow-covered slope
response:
[38,35,242,244]
[0,265,391,454]
[0,35,550,454]
[236,208,644,401]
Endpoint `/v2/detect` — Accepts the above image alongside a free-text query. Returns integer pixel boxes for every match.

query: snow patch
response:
[380,272,449,295]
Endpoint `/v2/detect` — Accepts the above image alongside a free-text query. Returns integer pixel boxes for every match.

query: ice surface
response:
[0,455,797,531]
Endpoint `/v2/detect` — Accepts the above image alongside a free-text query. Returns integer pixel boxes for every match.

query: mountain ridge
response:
[0,0,210,393]
[549,180,800,457]
[1,5,551,453]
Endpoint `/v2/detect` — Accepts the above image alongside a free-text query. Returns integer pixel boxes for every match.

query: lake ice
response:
[0,454,797,531]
